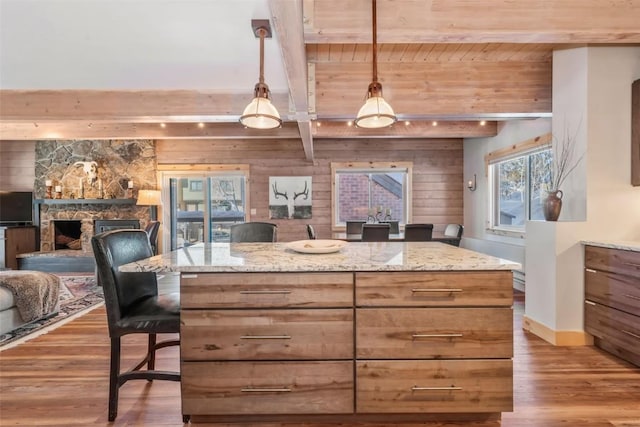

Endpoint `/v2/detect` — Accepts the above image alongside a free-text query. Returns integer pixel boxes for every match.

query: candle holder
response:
[45,180,53,198]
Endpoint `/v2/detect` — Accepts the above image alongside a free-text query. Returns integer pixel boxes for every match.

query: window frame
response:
[330,161,413,231]
[484,133,552,236]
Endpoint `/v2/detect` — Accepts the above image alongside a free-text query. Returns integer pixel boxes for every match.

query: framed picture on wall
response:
[269,176,312,219]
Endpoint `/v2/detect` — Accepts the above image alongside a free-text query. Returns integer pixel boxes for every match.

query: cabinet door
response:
[182,361,354,415]
[356,308,513,359]
[5,227,36,270]
[585,246,640,278]
[182,309,353,360]
[585,268,640,315]
[585,301,640,366]
[181,272,353,308]
[356,271,513,307]
[356,360,512,413]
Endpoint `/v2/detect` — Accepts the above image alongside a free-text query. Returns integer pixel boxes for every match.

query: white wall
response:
[525,46,640,336]
[463,118,551,269]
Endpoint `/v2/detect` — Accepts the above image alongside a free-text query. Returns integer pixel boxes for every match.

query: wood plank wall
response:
[156,138,463,242]
[0,141,36,191]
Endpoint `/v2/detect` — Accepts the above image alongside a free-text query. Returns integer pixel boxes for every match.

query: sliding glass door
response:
[162,173,247,250]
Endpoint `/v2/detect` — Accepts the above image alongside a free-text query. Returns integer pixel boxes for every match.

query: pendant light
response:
[354,0,396,129]
[239,20,282,130]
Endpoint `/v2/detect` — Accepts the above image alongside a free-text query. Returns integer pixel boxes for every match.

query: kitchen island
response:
[121,241,520,424]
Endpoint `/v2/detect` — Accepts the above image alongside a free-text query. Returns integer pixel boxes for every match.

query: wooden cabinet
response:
[180,270,514,422]
[355,271,513,414]
[180,272,355,417]
[584,245,640,366]
[0,226,37,270]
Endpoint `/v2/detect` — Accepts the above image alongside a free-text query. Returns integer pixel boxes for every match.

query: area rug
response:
[0,274,103,348]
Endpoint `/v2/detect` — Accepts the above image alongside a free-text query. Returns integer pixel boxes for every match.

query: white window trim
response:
[330,161,413,231]
[484,134,551,235]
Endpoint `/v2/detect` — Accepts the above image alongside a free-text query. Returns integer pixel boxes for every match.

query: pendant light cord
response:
[371,0,378,83]
[258,27,266,86]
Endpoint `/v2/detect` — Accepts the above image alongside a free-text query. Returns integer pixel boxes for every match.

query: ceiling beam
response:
[270,0,314,161]
[313,121,498,139]
[0,90,290,122]
[0,122,302,140]
[304,0,640,44]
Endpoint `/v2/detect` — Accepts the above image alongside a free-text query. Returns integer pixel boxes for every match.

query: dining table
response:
[332,231,449,242]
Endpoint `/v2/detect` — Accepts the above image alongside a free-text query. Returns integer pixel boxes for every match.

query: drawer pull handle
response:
[412,333,463,339]
[241,387,291,393]
[622,261,640,268]
[411,288,462,293]
[621,330,640,340]
[622,294,640,301]
[412,385,462,391]
[585,268,597,273]
[585,300,596,306]
[240,335,291,340]
[182,274,198,279]
[240,290,292,295]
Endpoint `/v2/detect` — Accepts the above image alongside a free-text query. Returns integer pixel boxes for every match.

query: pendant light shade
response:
[239,20,282,130]
[355,82,396,128]
[354,0,396,129]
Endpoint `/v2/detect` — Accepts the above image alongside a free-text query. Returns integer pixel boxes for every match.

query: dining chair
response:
[361,223,390,242]
[380,220,400,234]
[442,223,464,246]
[404,223,434,241]
[91,229,183,422]
[346,221,366,234]
[144,220,161,254]
[229,222,277,242]
[306,224,317,240]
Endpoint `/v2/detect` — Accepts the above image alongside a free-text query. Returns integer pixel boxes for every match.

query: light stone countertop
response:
[581,240,640,252]
[119,241,521,273]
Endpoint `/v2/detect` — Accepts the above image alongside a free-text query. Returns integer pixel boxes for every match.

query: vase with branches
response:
[543,122,584,221]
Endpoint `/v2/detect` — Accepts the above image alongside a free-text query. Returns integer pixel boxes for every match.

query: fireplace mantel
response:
[34,199,136,205]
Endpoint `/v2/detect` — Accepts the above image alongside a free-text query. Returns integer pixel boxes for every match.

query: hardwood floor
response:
[1,285,639,426]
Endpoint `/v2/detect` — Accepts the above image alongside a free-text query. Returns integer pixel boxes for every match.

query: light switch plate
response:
[250,208,257,215]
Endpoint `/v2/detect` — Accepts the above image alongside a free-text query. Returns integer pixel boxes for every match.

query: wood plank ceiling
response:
[1,0,639,160]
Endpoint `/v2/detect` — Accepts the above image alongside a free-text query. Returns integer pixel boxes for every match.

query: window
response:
[159,164,250,249]
[331,162,412,228]
[486,134,552,233]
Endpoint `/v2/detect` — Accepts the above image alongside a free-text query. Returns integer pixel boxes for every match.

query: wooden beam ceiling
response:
[1,0,639,152]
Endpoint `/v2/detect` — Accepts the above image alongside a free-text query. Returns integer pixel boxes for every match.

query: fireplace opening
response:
[54,220,82,250]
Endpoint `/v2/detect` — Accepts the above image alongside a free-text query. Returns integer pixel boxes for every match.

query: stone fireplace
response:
[34,140,157,252]
[39,202,147,252]
[49,218,141,251]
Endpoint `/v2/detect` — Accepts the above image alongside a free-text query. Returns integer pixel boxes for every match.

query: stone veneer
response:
[35,140,157,252]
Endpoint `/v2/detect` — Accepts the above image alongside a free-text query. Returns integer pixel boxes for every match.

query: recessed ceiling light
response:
[404,121,410,126]
[347,121,353,127]
[198,123,205,128]
[160,123,166,128]
[432,121,438,126]
[480,120,486,126]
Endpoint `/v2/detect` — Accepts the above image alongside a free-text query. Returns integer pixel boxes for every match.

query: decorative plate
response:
[286,239,347,254]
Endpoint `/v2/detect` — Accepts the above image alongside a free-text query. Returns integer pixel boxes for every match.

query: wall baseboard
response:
[522,315,594,346]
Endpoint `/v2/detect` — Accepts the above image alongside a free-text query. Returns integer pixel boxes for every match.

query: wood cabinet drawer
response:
[181,309,353,360]
[585,246,640,278]
[355,272,513,307]
[585,268,640,315]
[182,361,354,415]
[356,308,513,359]
[584,301,640,366]
[181,272,353,308]
[356,360,512,413]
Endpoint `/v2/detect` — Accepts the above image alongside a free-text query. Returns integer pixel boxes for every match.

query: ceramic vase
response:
[543,190,563,221]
